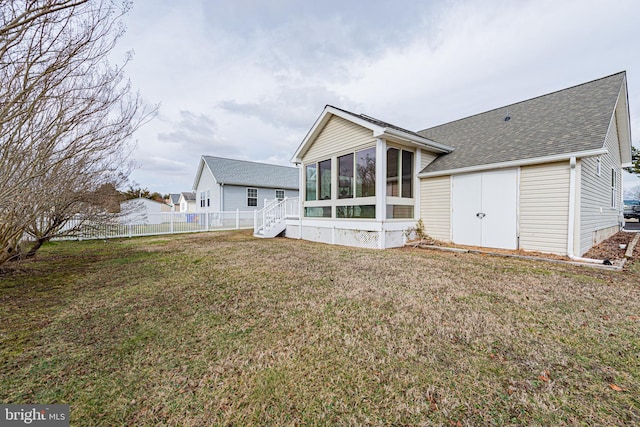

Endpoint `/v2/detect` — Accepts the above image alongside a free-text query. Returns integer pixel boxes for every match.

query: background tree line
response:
[0,0,155,266]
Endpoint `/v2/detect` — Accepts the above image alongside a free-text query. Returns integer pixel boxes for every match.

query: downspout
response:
[567,157,606,264]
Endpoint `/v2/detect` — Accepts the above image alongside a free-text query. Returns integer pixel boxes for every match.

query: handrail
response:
[254,197,299,236]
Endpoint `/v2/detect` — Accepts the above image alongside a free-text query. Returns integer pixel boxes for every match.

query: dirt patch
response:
[409,231,640,267]
[584,231,639,261]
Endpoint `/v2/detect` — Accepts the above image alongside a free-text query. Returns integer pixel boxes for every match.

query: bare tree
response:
[0,0,156,265]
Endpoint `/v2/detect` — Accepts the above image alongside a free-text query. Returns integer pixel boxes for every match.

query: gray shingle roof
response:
[181,191,195,201]
[202,156,299,189]
[418,72,625,174]
[169,193,181,204]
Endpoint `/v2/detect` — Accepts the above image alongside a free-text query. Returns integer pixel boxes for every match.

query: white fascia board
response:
[376,127,454,153]
[291,106,384,163]
[417,148,609,178]
[191,157,205,191]
[614,79,633,165]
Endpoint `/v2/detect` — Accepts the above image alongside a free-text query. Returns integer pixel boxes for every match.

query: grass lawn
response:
[1,230,639,425]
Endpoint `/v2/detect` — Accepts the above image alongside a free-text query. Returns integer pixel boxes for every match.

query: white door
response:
[452,173,483,246]
[452,169,518,249]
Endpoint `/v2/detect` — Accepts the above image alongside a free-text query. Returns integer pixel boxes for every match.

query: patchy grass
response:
[1,230,639,425]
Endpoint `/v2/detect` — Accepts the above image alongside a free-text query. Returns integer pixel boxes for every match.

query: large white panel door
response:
[452,169,518,249]
[452,173,483,246]
[481,169,518,249]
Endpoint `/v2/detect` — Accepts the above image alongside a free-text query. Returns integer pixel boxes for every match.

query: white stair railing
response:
[254,197,299,237]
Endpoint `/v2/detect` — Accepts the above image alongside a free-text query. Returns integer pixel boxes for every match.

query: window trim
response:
[247,187,258,207]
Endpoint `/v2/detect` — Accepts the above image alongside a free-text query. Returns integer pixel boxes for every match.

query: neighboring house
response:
[119,197,172,224]
[286,72,632,256]
[192,156,299,212]
[167,193,181,211]
[178,191,196,212]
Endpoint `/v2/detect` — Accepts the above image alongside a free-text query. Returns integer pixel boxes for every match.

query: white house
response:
[178,191,196,212]
[192,156,299,212]
[119,198,172,224]
[273,72,632,257]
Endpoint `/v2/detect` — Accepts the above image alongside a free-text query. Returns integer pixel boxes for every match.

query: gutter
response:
[418,148,609,178]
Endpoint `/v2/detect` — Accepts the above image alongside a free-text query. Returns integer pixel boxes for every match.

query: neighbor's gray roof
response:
[169,193,181,204]
[202,156,299,189]
[181,191,195,201]
[418,72,625,174]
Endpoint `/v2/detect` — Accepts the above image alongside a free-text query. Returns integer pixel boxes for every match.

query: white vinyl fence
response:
[55,210,255,241]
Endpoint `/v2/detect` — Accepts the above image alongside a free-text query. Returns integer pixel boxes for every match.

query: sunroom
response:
[286,105,453,249]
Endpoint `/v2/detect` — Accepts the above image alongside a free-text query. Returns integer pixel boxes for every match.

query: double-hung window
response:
[247,188,258,207]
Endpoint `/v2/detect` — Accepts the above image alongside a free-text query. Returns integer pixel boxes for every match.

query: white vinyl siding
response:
[222,185,299,211]
[304,115,374,162]
[579,116,623,254]
[420,176,451,241]
[194,165,220,211]
[519,162,570,255]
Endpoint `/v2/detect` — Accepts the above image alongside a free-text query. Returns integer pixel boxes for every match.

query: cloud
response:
[219,85,360,129]
[158,110,239,155]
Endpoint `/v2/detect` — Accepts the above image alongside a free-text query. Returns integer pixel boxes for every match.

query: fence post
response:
[236,209,240,229]
[254,210,257,233]
[205,211,209,231]
[170,212,174,234]
[128,224,132,238]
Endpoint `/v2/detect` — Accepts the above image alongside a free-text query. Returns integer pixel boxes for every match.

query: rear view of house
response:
[283,72,632,256]
[192,156,299,212]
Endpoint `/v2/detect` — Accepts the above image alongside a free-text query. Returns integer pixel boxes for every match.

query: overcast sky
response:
[112,0,640,194]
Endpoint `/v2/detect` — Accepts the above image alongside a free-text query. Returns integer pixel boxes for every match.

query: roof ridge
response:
[202,155,297,169]
[418,71,626,133]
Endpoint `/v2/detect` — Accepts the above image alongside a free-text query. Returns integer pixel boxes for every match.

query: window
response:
[276,189,285,200]
[338,153,354,199]
[611,169,617,208]
[319,159,332,200]
[247,188,258,207]
[199,190,206,208]
[387,147,413,198]
[206,189,210,207]
[337,205,375,219]
[304,207,331,217]
[386,205,414,219]
[305,164,317,201]
[356,147,376,197]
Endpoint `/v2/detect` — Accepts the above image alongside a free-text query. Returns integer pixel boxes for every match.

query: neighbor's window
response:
[247,187,258,207]
[199,190,206,208]
[206,189,210,207]
[276,189,285,200]
[611,169,617,208]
